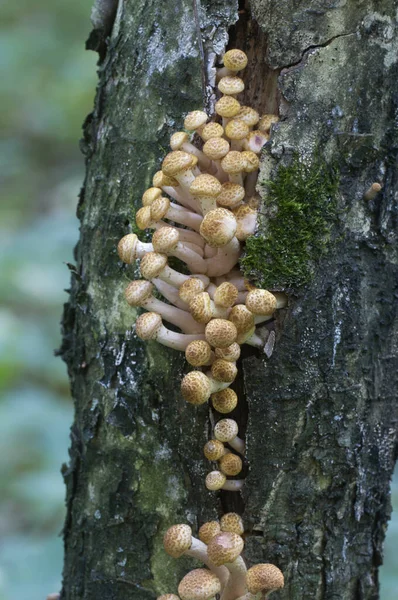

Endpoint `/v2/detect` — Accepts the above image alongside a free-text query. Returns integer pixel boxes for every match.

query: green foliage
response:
[241,154,340,289]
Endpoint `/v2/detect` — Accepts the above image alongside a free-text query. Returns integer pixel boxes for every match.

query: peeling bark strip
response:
[60,1,398,600]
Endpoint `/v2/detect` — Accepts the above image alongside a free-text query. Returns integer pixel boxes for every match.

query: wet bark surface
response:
[60,1,398,599]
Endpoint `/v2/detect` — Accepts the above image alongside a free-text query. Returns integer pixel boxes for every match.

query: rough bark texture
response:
[60,1,398,599]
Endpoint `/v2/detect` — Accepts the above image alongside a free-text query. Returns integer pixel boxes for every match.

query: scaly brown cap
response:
[170,131,190,150]
[181,371,212,405]
[214,343,241,362]
[246,564,284,595]
[135,312,162,341]
[215,96,241,118]
[189,292,213,324]
[214,282,238,308]
[179,277,206,303]
[140,252,168,280]
[153,170,179,188]
[205,470,227,491]
[244,130,269,154]
[201,122,224,141]
[220,512,244,536]
[150,197,170,222]
[142,187,162,206]
[198,521,221,544]
[223,49,248,72]
[204,439,226,461]
[152,227,179,253]
[219,453,242,476]
[211,388,238,414]
[163,524,192,558]
[162,151,195,177]
[202,137,230,160]
[246,289,277,315]
[228,304,255,334]
[211,359,238,383]
[205,319,237,348]
[135,206,153,230]
[125,280,153,306]
[221,151,246,175]
[117,234,138,264]
[184,110,208,131]
[218,76,245,95]
[217,182,245,209]
[236,106,260,127]
[189,174,222,198]
[178,568,221,600]
[200,208,237,248]
[185,339,213,366]
[207,531,244,566]
[225,119,250,141]
[214,418,239,442]
[241,150,260,172]
[258,114,279,133]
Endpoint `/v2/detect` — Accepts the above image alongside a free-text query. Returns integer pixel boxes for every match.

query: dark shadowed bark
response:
[60,1,398,599]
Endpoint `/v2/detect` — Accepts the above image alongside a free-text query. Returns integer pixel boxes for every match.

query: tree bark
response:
[60,1,398,599]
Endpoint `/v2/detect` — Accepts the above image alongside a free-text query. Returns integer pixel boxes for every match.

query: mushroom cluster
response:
[117,49,285,599]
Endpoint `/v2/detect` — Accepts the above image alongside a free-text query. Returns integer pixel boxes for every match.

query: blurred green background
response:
[0,1,396,599]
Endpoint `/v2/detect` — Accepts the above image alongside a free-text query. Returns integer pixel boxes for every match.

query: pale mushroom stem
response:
[153,322,206,351]
[222,479,245,491]
[160,264,209,289]
[139,297,205,334]
[187,538,230,589]
[220,556,248,600]
[206,238,242,277]
[161,185,200,212]
[165,202,203,231]
[227,436,245,455]
[151,222,205,250]
[152,278,189,310]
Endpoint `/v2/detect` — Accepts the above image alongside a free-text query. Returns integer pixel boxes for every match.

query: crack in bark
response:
[281,31,358,71]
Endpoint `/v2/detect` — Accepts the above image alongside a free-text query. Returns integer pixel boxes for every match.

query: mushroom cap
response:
[223,49,248,72]
[140,252,168,280]
[205,319,237,348]
[221,151,246,175]
[201,122,224,141]
[236,106,260,127]
[220,512,244,536]
[219,452,242,476]
[246,289,277,315]
[135,312,162,341]
[163,524,192,558]
[204,439,226,461]
[184,110,208,131]
[185,339,213,366]
[258,114,279,133]
[217,182,245,209]
[189,174,222,198]
[135,206,153,230]
[157,595,180,600]
[214,343,241,362]
[199,208,237,248]
[117,234,138,264]
[181,371,212,405]
[214,418,239,442]
[205,470,227,491]
[189,292,213,324]
[152,227,179,253]
[225,119,250,141]
[179,277,206,303]
[228,304,255,334]
[178,568,221,600]
[153,170,179,188]
[233,204,258,241]
[142,187,163,206]
[170,131,190,150]
[211,388,238,414]
[207,531,244,566]
[215,96,241,118]
[214,282,238,308]
[245,130,269,154]
[125,280,153,306]
[199,521,221,544]
[218,76,245,95]
[211,359,238,383]
[246,563,284,595]
[150,197,171,222]
[241,150,260,172]
[202,137,231,161]
[162,151,195,177]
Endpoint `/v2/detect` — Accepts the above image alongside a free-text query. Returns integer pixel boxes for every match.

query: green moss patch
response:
[241,154,340,289]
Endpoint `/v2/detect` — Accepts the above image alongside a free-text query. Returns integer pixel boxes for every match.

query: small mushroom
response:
[135,313,205,351]
[214,418,245,454]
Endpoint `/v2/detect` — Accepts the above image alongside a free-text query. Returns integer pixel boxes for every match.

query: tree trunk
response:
[60,1,398,599]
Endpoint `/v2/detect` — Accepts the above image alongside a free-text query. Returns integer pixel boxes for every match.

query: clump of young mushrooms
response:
[117,48,285,599]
